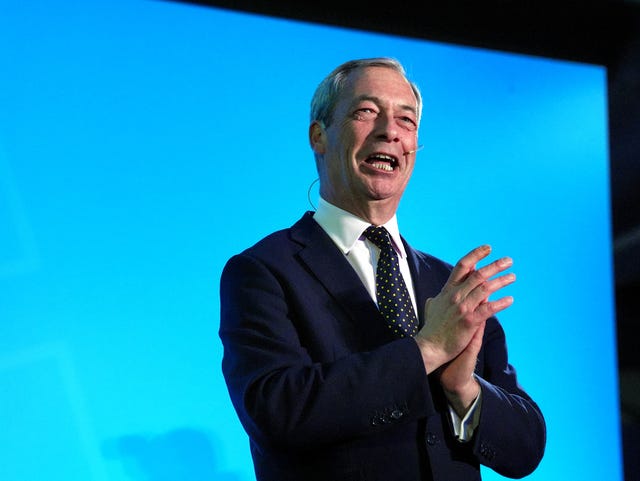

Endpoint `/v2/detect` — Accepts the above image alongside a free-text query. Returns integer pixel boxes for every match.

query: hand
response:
[414,245,515,374]
[438,320,485,416]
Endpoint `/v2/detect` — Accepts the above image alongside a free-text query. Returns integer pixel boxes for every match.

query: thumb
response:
[467,320,486,358]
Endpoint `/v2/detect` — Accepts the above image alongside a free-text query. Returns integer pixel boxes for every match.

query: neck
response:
[325,196,399,226]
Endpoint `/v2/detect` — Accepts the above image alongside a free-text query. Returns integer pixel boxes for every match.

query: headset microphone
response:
[403,145,424,156]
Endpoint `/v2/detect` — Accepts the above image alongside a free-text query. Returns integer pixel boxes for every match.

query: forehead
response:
[340,66,417,110]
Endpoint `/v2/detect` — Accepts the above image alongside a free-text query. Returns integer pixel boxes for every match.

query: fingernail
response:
[501,257,513,267]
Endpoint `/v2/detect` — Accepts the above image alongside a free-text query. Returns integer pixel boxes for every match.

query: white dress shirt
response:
[313,197,481,441]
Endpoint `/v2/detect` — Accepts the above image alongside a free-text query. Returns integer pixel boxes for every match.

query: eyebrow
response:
[353,95,417,116]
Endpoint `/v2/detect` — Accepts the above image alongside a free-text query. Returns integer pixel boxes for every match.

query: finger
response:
[455,256,514,301]
[477,256,513,280]
[475,295,514,320]
[448,244,492,284]
[466,271,516,306]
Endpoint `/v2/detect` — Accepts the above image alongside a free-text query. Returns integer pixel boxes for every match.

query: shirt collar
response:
[313,197,408,258]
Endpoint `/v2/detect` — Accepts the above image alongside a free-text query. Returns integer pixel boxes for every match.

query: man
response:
[219,57,546,481]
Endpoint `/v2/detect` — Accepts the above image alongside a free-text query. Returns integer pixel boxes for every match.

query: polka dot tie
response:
[363,226,418,338]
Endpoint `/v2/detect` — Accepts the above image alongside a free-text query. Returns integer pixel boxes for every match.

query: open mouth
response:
[365,153,398,172]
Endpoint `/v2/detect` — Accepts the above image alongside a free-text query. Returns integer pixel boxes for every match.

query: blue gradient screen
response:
[0,1,621,480]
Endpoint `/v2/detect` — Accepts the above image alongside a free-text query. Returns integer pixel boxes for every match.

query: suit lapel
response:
[291,213,389,342]
[403,238,443,328]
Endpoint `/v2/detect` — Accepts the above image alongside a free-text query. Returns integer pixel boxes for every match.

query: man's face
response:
[313,66,419,218]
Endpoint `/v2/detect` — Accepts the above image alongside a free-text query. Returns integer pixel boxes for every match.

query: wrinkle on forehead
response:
[351,94,418,117]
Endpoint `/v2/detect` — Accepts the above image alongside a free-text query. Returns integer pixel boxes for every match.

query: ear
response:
[309,121,326,154]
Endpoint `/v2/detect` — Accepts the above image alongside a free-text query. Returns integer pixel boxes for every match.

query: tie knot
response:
[363,225,392,250]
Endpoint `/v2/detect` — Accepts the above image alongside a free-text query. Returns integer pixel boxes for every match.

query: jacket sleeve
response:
[471,317,547,478]
[219,252,435,451]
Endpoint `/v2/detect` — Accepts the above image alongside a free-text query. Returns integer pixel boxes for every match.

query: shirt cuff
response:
[448,390,482,442]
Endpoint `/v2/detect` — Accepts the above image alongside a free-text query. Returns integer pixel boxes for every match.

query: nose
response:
[374,112,400,143]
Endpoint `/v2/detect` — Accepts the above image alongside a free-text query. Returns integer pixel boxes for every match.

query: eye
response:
[353,107,378,121]
[398,116,418,131]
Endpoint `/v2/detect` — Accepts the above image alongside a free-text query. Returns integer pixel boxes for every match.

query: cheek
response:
[405,158,416,176]
[404,131,419,148]
[338,120,367,144]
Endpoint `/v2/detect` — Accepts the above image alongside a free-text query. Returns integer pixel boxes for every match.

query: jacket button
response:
[391,409,403,420]
[426,432,438,445]
[480,443,495,460]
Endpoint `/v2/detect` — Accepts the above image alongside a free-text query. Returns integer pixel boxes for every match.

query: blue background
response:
[0,0,620,480]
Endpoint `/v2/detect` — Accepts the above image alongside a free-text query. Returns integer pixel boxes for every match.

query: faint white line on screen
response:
[0,342,110,481]
[0,141,39,277]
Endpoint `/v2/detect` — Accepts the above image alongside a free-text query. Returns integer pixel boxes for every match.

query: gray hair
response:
[310,57,422,127]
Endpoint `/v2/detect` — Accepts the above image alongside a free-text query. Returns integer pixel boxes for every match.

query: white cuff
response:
[448,390,482,442]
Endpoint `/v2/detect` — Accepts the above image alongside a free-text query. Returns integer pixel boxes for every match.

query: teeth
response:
[372,162,393,172]
[368,153,396,172]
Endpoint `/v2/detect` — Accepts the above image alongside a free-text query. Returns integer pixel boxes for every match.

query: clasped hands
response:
[414,245,515,415]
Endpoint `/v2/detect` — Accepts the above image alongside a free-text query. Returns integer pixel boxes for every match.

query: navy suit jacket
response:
[220,211,545,481]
